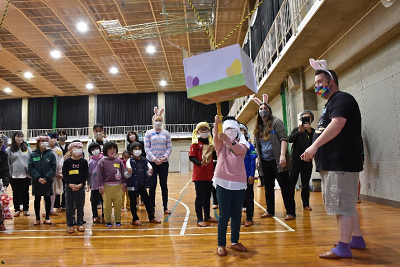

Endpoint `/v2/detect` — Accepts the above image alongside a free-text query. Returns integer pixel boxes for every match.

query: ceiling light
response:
[50,50,62,58]
[4,87,12,93]
[146,46,156,53]
[76,22,89,32]
[109,67,118,74]
[85,83,94,90]
[159,80,167,86]
[24,72,33,79]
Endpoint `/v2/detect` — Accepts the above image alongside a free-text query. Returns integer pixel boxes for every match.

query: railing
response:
[230,0,317,117]
[1,124,200,142]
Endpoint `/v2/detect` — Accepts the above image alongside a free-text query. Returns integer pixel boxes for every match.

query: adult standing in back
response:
[144,107,172,214]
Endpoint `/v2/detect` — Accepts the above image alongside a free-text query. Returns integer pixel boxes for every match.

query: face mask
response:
[199,132,209,139]
[225,129,238,140]
[314,83,331,98]
[94,132,103,139]
[129,135,136,141]
[154,121,162,129]
[59,136,66,142]
[73,148,82,156]
[108,152,117,158]
[92,149,100,157]
[40,142,49,148]
[133,150,142,157]
[259,109,269,118]
[15,137,24,144]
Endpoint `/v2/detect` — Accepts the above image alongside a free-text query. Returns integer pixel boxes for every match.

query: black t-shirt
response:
[288,127,315,165]
[62,158,89,185]
[313,91,363,172]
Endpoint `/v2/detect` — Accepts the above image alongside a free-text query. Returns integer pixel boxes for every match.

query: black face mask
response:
[59,136,66,142]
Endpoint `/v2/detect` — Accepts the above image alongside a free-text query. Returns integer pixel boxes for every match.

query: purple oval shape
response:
[186,76,193,88]
[192,77,199,87]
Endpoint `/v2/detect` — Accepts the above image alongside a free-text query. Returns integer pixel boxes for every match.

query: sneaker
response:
[106,222,112,227]
[14,211,21,217]
[78,225,85,232]
[115,222,121,227]
[23,211,30,216]
[93,217,101,223]
[67,227,75,234]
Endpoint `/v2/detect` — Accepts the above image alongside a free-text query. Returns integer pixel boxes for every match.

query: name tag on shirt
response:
[69,170,79,175]
[114,164,120,168]
[33,157,40,162]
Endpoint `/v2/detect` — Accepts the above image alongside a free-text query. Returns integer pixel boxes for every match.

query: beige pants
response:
[103,184,123,223]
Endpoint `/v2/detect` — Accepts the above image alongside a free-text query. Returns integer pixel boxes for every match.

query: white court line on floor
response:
[253,200,295,232]
[179,178,192,194]
[0,229,293,240]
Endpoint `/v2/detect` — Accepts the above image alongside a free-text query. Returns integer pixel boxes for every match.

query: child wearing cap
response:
[239,123,257,227]
[213,116,249,256]
[28,136,57,225]
[48,132,64,216]
[97,141,127,227]
[189,122,217,227]
[62,141,89,233]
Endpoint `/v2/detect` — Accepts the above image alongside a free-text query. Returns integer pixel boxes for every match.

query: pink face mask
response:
[108,152,116,158]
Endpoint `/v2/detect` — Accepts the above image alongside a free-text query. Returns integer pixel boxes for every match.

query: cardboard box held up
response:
[183,44,257,105]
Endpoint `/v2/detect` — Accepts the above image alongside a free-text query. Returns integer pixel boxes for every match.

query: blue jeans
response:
[216,185,245,246]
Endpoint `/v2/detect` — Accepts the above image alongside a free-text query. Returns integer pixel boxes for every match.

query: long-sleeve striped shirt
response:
[144,129,172,162]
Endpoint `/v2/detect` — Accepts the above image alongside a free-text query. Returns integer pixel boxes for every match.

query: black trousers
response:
[289,162,313,208]
[90,189,103,218]
[194,181,212,222]
[128,187,154,221]
[211,186,218,205]
[149,161,169,210]
[261,159,295,217]
[55,179,66,209]
[9,178,30,212]
[244,182,254,221]
[65,186,85,227]
[34,196,50,220]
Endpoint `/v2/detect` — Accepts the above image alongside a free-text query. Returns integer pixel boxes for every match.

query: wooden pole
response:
[216,102,222,133]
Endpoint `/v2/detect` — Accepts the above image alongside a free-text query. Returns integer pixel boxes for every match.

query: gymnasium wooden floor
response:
[1,173,399,266]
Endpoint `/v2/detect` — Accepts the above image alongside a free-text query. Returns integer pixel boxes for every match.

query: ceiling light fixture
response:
[76,22,89,32]
[24,72,33,79]
[159,80,167,86]
[146,45,156,53]
[109,67,118,74]
[85,83,94,89]
[4,87,12,93]
[50,50,62,58]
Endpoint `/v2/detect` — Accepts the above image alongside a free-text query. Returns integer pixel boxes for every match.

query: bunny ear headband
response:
[153,106,165,120]
[251,94,269,106]
[309,58,333,80]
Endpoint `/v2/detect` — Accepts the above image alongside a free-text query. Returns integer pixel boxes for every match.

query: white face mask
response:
[94,132,103,139]
[92,149,100,157]
[133,150,142,157]
[15,137,24,144]
[129,135,136,141]
[40,142,49,148]
[154,121,162,129]
[73,148,82,156]
[224,129,238,140]
[199,132,209,139]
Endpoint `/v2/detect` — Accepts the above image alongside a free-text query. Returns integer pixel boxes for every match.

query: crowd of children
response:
[0,108,260,258]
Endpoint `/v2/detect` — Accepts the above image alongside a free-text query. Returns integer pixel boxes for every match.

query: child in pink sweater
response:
[213,115,249,257]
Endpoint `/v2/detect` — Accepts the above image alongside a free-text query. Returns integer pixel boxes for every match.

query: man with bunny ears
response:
[302,59,366,259]
[144,107,172,214]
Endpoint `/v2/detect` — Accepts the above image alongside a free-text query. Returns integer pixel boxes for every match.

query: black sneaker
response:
[106,222,112,227]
